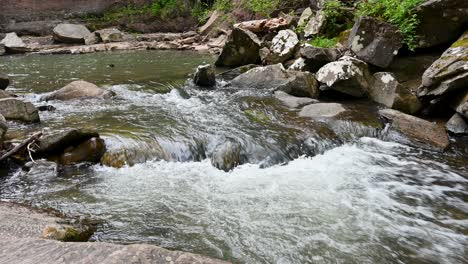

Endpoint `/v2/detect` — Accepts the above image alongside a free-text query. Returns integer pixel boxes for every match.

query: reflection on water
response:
[0,51,467,263]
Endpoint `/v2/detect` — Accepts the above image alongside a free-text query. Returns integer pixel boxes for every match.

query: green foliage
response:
[192,1,211,23]
[308,37,338,48]
[357,0,424,50]
[246,0,280,17]
[322,0,346,36]
[213,0,233,12]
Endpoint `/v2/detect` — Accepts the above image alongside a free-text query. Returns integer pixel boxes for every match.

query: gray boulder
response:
[298,7,314,27]
[316,56,372,97]
[262,29,299,64]
[42,81,115,101]
[379,109,450,151]
[347,16,403,68]
[96,28,123,43]
[53,24,91,44]
[37,128,100,156]
[217,64,258,81]
[231,64,319,98]
[211,139,243,172]
[0,32,27,53]
[215,27,262,67]
[299,103,346,118]
[274,91,317,108]
[415,0,468,48]
[304,10,326,38]
[194,64,216,87]
[0,98,39,123]
[0,72,9,90]
[452,90,468,118]
[418,30,468,99]
[446,113,468,135]
[84,32,100,45]
[297,44,342,72]
[370,72,421,114]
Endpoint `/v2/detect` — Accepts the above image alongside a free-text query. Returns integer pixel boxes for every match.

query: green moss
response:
[308,37,338,48]
[244,109,270,123]
[451,38,468,48]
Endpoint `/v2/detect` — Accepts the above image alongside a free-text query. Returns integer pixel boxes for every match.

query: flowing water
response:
[0,51,467,263]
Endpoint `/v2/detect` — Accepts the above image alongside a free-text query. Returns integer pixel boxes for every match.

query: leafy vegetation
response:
[308,37,338,48]
[357,0,424,50]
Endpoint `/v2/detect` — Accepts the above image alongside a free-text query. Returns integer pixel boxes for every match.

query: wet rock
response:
[59,137,106,165]
[0,32,27,53]
[316,56,372,97]
[298,44,342,72]
[217,64,258,81]
[84,32,100,45]
[304,10,326,38]
[234,17,291,34]
[37,129,99,156]
[211,139,243,172]
[42,80,115,101]
[379,109,450,151]
[418,31,468,99]
[446,113,468,135]
[347,16,403,68]
[0,90,14,99]
[0,44,5,55]
[415,0,468,48]
[274,91,318,108]
[96,28,123,43]
[299,103,346,118]
[0,72,9,90]
[0,239,229,264]
[0,98,40,123]
[231,64,319,98]
[215,27,262,67]
[37,105,56,112]
[53,24,91,44]
[0,114,7,144]
[199,10,223,36]
[452,90,468,118]
[23,159,57,174]
[370,72,421,114]
[194,64,216,87]
[262,30,299,64]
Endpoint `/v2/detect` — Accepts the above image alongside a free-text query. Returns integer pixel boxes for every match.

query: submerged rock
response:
[211,139,243,172]
[42,80,115,101]
[418,30,468,99]
[299,103,346,118]
[194,64,216,87]
[53,24,91,44]
[0,72,9,90]
[262,29,299,64]
[379,109,450,151]
[59,137,106,165]
[96,28,123,43]
[0,98,40,123]
[274,91,317,109]
[217,64,258,81]
[231,64,319,98]
[316,56,372,97]
[215,27,262,67]
[415,0,468,48]
[370,72,421,114]
[347,16,403,68]
[446,113,468,135]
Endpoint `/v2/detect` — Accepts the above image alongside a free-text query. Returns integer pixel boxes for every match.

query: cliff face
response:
[0,0,150,35]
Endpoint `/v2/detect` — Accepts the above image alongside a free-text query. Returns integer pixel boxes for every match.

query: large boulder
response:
[36,129,105,165]
[0,32,27,53]
[415,0,468,48]
[304,10,326,38]
[96,28,123,43]
[370,72,422,114]
[215,27,262,67]
[42,81,115,101]
[262,30,299,64]
[0,72,9,90]
[194,64,216,87]
[53,24,91,44]
[446,113,468,135]
[418,30,468,99]
[211,139,243,172]
[347,16,403,68]
[231,64,319,98]
[0,98,39,123]
[379,109,450,151]
[316,56,372,97]
[294,44,342,72]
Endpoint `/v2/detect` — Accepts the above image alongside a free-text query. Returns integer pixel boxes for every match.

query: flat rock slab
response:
[299,103,346,118]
